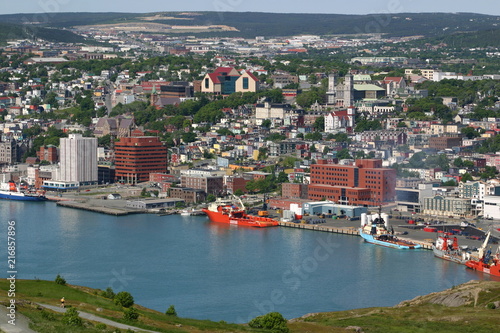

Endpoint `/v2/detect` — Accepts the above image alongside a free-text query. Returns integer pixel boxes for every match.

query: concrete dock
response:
[279,221,433,249]
[56,200,145,216]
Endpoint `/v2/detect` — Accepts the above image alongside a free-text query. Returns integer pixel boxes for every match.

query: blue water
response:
[0,201,493,323]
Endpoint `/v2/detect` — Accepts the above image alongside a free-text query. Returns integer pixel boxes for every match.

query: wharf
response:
[56,201,144,216]
[278,221,433,250]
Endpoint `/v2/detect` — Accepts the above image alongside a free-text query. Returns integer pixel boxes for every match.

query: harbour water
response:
[0,201,493,323]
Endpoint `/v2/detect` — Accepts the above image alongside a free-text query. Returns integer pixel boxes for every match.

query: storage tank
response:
[382,213,389,228]
[361,213,367,226]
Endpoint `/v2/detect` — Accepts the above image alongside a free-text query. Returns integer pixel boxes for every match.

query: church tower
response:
[326,73,337,105]
[344,73,353,107]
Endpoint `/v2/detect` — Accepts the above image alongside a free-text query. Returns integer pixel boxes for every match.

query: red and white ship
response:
[465,231,500,277]
[202,196,279,228]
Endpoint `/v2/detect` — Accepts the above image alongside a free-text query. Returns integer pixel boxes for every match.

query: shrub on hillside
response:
[248,312,289,333]
[114,291,134,308]
[55,274,66,285]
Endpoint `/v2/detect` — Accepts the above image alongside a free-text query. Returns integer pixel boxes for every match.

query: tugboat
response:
[465,231,500,277]
[359,211,421,249]
[0,180,47,201]
[202,195,279,228]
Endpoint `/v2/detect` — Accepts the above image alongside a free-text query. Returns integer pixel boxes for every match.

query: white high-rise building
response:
[59,134,98,185]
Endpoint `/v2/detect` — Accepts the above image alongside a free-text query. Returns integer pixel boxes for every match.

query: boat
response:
[359,212,421,249]
[433,235,469,264]
[202,195,279,228]
[0,181,47,202]
[180,209,191,216]
[465,231,500,277]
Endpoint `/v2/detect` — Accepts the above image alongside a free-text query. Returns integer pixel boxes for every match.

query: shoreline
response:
[46,195,498,251]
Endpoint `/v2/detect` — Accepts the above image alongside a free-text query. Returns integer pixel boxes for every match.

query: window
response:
[242,77,249,90]
[204,78,209,89]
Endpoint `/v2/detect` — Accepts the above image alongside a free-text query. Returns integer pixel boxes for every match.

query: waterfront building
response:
[282,183,309,199]
[180,174,223,196]
[115,136,167,184]
[395,183,434,213]
[58,134,98,186]
[422,195,471,217]
[308,159,396,206]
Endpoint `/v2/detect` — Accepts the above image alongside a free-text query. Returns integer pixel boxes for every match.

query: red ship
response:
[202,197,279,228]
[465,231,500,277]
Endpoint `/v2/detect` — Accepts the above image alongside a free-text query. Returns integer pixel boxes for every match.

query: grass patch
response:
[0,279,263,333]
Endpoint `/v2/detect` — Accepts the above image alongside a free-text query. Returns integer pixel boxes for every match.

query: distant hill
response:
[0,23,88,45]
[412,28,500,48]
[0,11,498,38]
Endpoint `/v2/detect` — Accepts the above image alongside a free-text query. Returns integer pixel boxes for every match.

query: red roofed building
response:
[201,67,259,95]
[324,107,355,133]
[382,77,407,95]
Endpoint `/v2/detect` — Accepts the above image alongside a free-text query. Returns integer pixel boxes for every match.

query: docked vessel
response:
[0,181,47,202]
[465,231,500,277]
[202,196,279,228]
[433,235,469,264]
[359,212,421,249]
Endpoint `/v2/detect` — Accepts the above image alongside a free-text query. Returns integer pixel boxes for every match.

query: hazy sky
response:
[1,0,499,16]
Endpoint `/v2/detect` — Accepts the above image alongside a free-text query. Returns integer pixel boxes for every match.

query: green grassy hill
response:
[0,279,499,333]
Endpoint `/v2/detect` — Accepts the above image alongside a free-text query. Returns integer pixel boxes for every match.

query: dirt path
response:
[37,303,161,333]
[0,305,37,333]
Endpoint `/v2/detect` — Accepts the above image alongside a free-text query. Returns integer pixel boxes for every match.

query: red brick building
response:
[308,159,396,206]
[149,173,177,184]
[282,183,309,199]
[37,145,58,163]
[225,176,248,194]
[180,175,223,196]
[115,137,167,184]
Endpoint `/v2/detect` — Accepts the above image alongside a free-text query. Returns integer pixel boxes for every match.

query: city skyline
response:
[1,0,499,16]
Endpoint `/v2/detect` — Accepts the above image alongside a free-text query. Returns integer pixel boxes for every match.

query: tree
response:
[248,312,289,333]
[206,194,216,202]
[337,148,352,160]
[101,287,115,299]
[480,166,498,180]
[98,134,111,147]
[453,157,464,167]
[114,291,134,308]
[461,126,481,139]
[234,189,245,196]
[55,274,66,286]
[165,305,177,316]
[408,152,426,168]
[461,173,473,182]
[261,119,272,128]
[442,179,457,186]
[305,132,322,141]
[62,307,82,327]
[332,132,350,143]
[258,147,268,160]
[313,116,325,132]
[123,307,139,321]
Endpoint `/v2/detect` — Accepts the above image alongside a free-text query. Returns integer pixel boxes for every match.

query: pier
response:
[279,221,433,249]
[56,201,145,216]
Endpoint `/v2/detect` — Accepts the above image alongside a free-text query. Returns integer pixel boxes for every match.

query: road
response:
[37,304,161,333]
